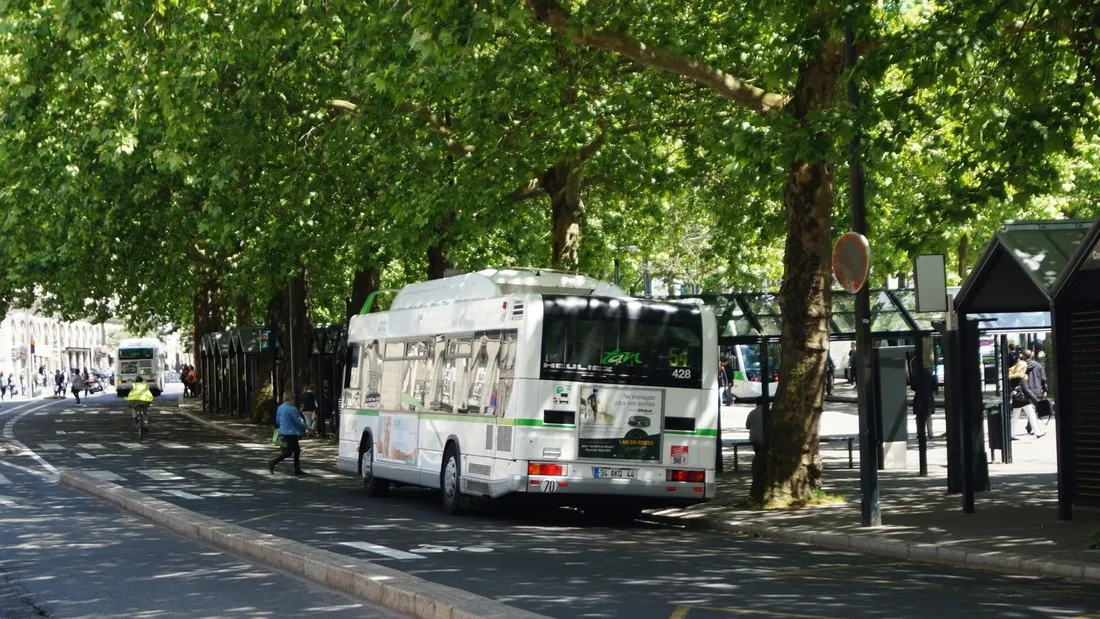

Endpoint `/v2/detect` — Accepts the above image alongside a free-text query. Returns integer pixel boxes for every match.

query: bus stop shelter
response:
[676,289,942,474]
[309,324,346,438]
[954,218,1096,520]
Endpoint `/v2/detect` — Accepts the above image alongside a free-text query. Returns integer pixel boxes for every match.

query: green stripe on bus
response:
[514,418,575,428]
[665,429,719,436]
[348,409,379,416]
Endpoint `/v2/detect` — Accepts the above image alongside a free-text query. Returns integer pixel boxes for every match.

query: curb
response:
[60,470,550,619]
[642,511,1100,585]
[174,399,263,442]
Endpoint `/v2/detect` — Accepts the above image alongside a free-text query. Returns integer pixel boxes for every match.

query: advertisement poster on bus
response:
[577,386,663,461]
[378,413,418,466]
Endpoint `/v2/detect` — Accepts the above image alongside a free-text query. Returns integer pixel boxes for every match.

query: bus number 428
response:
[672,368,692,379]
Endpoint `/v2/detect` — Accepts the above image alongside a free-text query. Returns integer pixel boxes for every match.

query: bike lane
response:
[9,394,1100,619]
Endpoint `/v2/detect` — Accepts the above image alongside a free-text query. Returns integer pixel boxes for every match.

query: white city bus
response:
[338,269,719,519]
[115,338,166,397]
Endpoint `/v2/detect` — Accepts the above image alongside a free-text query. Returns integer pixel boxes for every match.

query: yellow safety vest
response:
[126,381,155,403]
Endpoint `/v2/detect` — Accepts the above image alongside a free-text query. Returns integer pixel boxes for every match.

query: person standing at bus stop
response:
[269,392,307,475]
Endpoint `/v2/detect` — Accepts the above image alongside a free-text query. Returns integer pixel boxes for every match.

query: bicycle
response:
[130,403,150,439]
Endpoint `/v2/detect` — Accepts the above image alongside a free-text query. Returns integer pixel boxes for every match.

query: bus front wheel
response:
[360,440,389,497]
[441,447,464,516]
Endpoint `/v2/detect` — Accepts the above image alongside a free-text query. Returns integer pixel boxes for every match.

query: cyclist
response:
[125,374,155,424]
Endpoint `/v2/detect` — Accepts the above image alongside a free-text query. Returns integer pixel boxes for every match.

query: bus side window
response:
[347,344,362,390]
[381,340,405,410]
[492,331,518,417]
[364,341,382,409]
[467,339,490,414]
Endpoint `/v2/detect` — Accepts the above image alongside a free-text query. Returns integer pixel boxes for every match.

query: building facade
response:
[0,308,111,393]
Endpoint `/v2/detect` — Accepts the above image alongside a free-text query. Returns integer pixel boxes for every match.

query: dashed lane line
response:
[138,469,184,481]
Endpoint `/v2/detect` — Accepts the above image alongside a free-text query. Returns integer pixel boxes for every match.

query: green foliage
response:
[0,0,1097,332]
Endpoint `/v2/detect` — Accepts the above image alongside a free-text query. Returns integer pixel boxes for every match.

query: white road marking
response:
[56,430,67,435]
[0,494,20,507]
[138,469,184,481]
[61,411,75,415]
[78,443,105,450]
[76,452,95,460]
[37,443,64,450]
[244,468,286,479]
[164,489,203,500]
[238,442,270,450]
[85,470,125,482]
[0,459,56,480]
[159,442,189,449]
[340,542,425,560]
[0,473,10,484]
[201,492,254,498]
[201,444,230,450]
[35,412,48,416]
[192,468,238,480]
[118,442,146,450]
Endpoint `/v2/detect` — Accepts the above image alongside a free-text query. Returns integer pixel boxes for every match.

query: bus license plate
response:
[593,467,637,479]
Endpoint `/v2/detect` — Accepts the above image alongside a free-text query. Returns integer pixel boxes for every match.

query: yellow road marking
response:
[761,562,907,578]
[669,606,691,619]
[233,511,286,525]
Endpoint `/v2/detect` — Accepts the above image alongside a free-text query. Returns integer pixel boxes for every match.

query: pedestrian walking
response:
[71,372,85,405]
[0,375,6,400]
[1007,354,1042,439]
[301,384,318,434]
[54,370,65,398]
[847,343,858,384]
[268,392,307,475]
[19,375,26,397]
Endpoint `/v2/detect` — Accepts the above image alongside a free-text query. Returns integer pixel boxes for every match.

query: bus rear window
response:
[540,297,703,389]
[119,348,155,360]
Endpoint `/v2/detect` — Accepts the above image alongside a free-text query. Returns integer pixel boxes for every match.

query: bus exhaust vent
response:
[468,462,492,477]
[485,425,494,450]
[466,479,491,495]
[496,425,513,452]
[511,300,525,319]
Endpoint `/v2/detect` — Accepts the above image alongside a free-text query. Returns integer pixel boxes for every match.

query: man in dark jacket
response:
[1018,350,1048,438]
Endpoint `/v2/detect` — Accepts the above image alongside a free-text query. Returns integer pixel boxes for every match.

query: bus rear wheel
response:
[441,447,464,516]
[360,442,388,498]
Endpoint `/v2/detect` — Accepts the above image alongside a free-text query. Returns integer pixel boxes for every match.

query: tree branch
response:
[328,99,476,156]
[525,0,789,114]
[506,178,544,202]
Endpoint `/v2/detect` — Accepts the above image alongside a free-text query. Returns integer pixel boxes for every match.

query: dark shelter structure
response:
[675,289,942,476]
[954,218,1100,520]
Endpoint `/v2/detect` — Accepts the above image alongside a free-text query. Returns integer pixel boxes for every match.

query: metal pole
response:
[643,258,651,296]
[999,333,1013,463]
[288,278,298,404]
[613,258,621,285]
[847,26,880,527]
[914,336,929,476]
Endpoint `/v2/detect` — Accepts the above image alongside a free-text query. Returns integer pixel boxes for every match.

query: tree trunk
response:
[896,272,908,288]
[752,39,845,507]
[191,274,224,371]
[957,233,970,280]
[346,266,381,324]
[427,211,456,280]
[255,269,312,423]
[234,294,252,327]
[542,161,583,270]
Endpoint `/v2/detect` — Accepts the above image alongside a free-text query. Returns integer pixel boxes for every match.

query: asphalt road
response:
[0,393,399,619]
[5,388,1100,619]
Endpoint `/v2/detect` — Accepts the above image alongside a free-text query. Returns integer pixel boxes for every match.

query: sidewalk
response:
[172,396,1100,584]
[174,396,340,470]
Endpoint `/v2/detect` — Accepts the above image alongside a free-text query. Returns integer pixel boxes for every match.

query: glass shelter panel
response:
[998,224,1091,296]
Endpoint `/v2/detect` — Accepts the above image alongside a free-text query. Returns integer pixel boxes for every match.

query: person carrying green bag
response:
[268,391,307,475]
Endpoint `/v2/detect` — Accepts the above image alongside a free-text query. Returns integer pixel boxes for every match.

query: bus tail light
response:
[528,463,565,476]
[667,469,705,483]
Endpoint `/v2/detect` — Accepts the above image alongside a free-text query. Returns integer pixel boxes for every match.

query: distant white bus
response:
[338,269,719,520]
[115,338,166,397]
